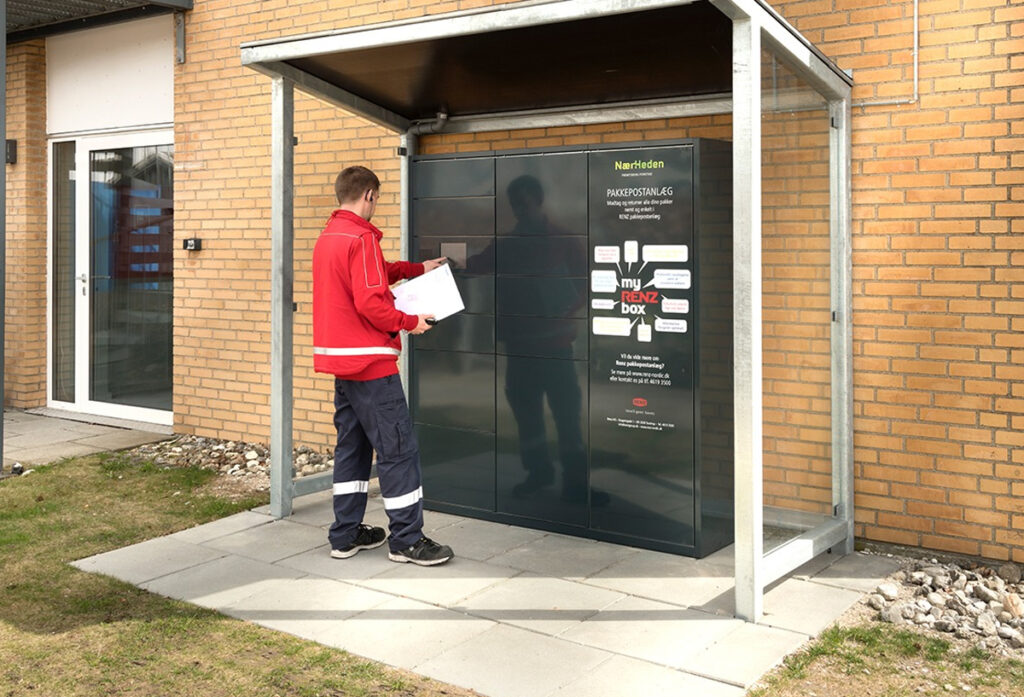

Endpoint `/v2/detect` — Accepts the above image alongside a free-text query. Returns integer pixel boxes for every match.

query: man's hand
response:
[409,315,435,335]
[422,257,447,273]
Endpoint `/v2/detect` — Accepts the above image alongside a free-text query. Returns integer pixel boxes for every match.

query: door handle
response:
[76,273,87,295]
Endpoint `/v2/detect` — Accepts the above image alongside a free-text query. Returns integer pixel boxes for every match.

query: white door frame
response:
[47,127,174,426]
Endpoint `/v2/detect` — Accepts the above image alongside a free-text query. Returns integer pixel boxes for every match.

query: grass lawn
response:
[751,624,1024,697]
[0,453,474,697]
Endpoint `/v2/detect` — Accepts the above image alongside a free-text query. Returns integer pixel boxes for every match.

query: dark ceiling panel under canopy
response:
[286,1,732,122]
[7,0,191,43]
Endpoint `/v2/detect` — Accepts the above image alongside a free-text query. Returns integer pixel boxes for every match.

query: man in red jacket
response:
[313,165,453,566]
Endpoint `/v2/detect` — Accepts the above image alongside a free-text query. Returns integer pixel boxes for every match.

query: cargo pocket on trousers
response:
[374,397,414,461]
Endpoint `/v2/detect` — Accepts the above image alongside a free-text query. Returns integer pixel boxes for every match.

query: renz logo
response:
[632,398,648,407]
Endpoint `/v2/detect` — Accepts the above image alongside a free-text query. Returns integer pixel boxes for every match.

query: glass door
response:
[50,130,174,424]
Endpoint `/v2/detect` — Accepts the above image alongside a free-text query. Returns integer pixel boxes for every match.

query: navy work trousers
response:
[329,373,424,552]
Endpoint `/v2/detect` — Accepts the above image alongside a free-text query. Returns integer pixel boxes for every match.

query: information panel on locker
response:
[588,146,697,545]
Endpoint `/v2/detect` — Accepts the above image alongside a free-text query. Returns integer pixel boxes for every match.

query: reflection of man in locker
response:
[499,175,588,500]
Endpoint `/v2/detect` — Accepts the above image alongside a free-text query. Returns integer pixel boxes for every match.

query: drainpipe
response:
[397,110,445,405]
[853,0,918,107]
[407,110,449,136]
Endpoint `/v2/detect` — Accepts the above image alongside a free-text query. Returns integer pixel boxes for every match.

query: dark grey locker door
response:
[410,157,497,512]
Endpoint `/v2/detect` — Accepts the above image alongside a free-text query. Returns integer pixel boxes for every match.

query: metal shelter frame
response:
[241,0,853,622]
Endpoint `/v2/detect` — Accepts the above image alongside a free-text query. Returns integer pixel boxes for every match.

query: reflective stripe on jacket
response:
[312,210,423,380]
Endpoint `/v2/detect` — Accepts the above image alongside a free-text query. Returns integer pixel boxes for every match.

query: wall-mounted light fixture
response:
[6,140,16,165]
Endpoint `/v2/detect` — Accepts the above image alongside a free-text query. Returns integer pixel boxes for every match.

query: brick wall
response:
[3,41,48,408]
[771,0,1024,560]
[173,0,525,447]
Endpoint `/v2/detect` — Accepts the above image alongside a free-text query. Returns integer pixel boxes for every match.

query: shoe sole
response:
[387,551,453,566]
[330,538,386,559]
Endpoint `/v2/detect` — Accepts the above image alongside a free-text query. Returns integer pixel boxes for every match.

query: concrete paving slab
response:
[416,624,611,697]
[787,551,838,580]
[297,488,333,504]
[141,554,305,609]
[455,573,626,636]
[488,533,640,580]
[359,556,519,607]
[6,441,106,465]
[283,493,334,528]
[317,596,496,670]
[277,544,396,582]
[53,420,126,437]
[692,586,738,617]
[2,433,77,450]
[202,519,325,563]
[550,654,746,697]
[683,621,809,687]
[808,551,903,592]
[422,509,465,533]
[170,511,272,545]
[559,595,743,669]
[2,418,113,439]
[74,430,169,451]
[3,410,43,425]
[220,576,393,636]
[700,544,737,570]
[426,518,546,562]
[24,408,172,435]
[586,548,735,608]
[71,536,226,585]
[760,577,864,635]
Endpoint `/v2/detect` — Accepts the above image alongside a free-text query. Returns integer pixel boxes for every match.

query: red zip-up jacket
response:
[312,210,424,380]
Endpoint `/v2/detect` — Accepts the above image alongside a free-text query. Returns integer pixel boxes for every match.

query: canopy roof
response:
[287,2,730,121]
[7,0,190,42]
[242,0,850,132]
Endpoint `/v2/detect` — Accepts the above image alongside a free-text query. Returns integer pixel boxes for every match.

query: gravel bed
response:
[866,555,1024,657]
[126,435,334,494]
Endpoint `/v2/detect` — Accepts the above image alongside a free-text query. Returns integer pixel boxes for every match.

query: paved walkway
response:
[73,497,900,696]
[5,410,901,696]
[2,409,169,470]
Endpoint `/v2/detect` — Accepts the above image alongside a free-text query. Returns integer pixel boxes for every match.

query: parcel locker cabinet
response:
[409,140,733,558]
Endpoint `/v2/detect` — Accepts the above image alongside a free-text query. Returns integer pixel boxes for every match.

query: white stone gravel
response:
[868,557,1024,655]
[126,435,334,492]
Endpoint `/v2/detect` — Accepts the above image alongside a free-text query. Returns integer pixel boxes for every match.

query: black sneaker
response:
[331,524,386,559]
[388,536,454,566]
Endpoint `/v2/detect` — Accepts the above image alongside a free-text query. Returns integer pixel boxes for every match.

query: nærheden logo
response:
[614,159,665,171]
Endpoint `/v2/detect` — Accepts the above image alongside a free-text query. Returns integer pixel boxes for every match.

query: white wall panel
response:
[47,16,173,135]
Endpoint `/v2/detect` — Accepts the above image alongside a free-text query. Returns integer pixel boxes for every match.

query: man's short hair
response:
[335,166,380,204]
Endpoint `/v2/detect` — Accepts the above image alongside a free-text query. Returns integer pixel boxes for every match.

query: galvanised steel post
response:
[270,76,295,519]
